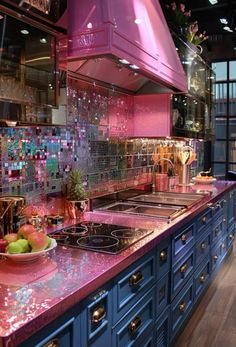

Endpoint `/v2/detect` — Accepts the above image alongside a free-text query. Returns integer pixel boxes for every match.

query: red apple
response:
[4,233,18,243]
[0,239,8,252]
[18,224,36,240]
[27,232,48,252]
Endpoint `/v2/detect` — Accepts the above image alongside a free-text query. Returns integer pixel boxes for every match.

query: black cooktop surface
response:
[50,222,153,254]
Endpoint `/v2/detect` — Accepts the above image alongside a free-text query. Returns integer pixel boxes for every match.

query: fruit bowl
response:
[192,177,216,184]
[0,238,57,263]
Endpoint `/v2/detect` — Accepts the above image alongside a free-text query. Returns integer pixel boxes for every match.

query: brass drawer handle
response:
[199,273,206,283]
[202,216,208,224]
[181,234,188,243]
[43,339,59,347]
[213,255,218,262]
[200,242,206,250]
[223,218,227,223]
[129,271,143,286]
[179,301,186,313]
[159,250,167,262]
[91,306,106,324]
[180,263,188,274]
[128,316,142,334]
[229,234,234,240]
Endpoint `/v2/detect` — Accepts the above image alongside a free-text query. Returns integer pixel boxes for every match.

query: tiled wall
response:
[0,78,204,203]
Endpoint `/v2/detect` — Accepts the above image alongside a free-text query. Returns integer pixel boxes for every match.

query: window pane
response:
[229,82,236,116]
[229,119,236,138]
[215,118,227,139]
[213,163,226,177]
[215,83,227,116]
[229,61,236,80]
[229,141,236,161]
[213,141,226,161]
[212,62,227,81]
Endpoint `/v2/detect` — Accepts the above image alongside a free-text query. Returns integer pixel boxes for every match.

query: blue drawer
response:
[138,333,154,347]
[212,216,224,245]
[194,256,211,302]
[156,237,171,281]
[211,240,224,273]
[171,248,195,299]
[113,251,155,323]
[196,208,212,237]
[112,286,155,347]
[170,278,194,341]
[172,222,195,265]
[156,272,169,317]
[81,287,112,347]
[155,306,170,347]
[195,229,211,267]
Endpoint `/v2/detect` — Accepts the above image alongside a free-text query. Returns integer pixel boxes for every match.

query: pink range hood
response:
[67,0,187,94]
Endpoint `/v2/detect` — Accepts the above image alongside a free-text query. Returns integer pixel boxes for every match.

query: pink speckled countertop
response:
[0,180,235,347]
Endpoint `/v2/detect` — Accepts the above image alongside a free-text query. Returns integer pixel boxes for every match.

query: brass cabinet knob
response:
[229,234,234,240]
[199,273,206,283]
[180,263,188,274]
[223,218,227,223]
[159,250,167,262]
[181,234,188,243]
[43,339,59,347]
[91,306,106,324]
[202,216,208,224]
[129,271,143,286]
[200,242,206,250]
[221,243,225,249]
[128,316,142,334]
[213,255,218,262]
[179,301,186,313]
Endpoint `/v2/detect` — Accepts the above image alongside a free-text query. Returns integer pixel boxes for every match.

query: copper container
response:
[0,196,26,237]
[66,199,89,220]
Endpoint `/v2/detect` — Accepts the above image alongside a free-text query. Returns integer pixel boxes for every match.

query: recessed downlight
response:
[220,18,228,25]
[40,38,47,44]
[209,0,218,4]
[21,29,29,35]
[119,59,130,64]
[134,18,142,25]
[129,64,139,70]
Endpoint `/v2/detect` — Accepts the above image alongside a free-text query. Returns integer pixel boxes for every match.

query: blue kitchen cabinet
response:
[194,255,211,302]
[18,312,80,347]
[154,307,170,347]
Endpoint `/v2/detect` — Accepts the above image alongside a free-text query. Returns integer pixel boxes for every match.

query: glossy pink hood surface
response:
[67,0,187,93]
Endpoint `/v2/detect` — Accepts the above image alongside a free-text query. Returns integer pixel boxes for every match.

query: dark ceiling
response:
[160,0,236,60]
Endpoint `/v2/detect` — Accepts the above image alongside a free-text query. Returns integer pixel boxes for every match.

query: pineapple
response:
[67,169,87,201]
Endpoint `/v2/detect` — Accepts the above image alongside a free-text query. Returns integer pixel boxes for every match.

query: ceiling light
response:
[134,18,142,25]
[40,38,47,44]
[223,26,233,32]
[209,0,218,4]
[129,64,139,69]
[119,59,130,64]
[220,18,228,25]
[20,29,29,35]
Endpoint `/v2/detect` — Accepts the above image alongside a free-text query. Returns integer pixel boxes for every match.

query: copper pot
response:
[66,199,89,219]
[0,196,26,237]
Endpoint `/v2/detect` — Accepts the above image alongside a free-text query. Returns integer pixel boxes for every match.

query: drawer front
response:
[113,252,155,323]
[194,256,211,302]
[211,240,224,273]
[157,237,171,281]
[112,287,155,347]
[138,334,154,347]
[195,229,211,267]
[170,278,194,340]
[156,272,169,317]
[196,209,212,237]
[81,288,112,347]
[228,223,235,248]
[155,307,170,347]
[171,248,195,299]
[212,217,224,245]
[172,223,195,264]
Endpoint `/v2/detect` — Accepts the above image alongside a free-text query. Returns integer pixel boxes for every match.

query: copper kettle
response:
[0,196,26,238]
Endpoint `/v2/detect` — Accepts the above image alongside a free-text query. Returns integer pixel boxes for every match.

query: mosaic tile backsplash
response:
[0,78,204,203]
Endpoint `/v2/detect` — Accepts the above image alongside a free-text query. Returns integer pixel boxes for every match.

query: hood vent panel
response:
[67,0,187,94]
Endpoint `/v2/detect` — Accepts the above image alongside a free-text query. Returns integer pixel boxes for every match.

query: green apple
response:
[46,236,52,248]
[16,239,30,253]
[7,241,23,254]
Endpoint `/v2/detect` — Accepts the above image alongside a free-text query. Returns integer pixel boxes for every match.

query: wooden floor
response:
[174,242,236,347]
